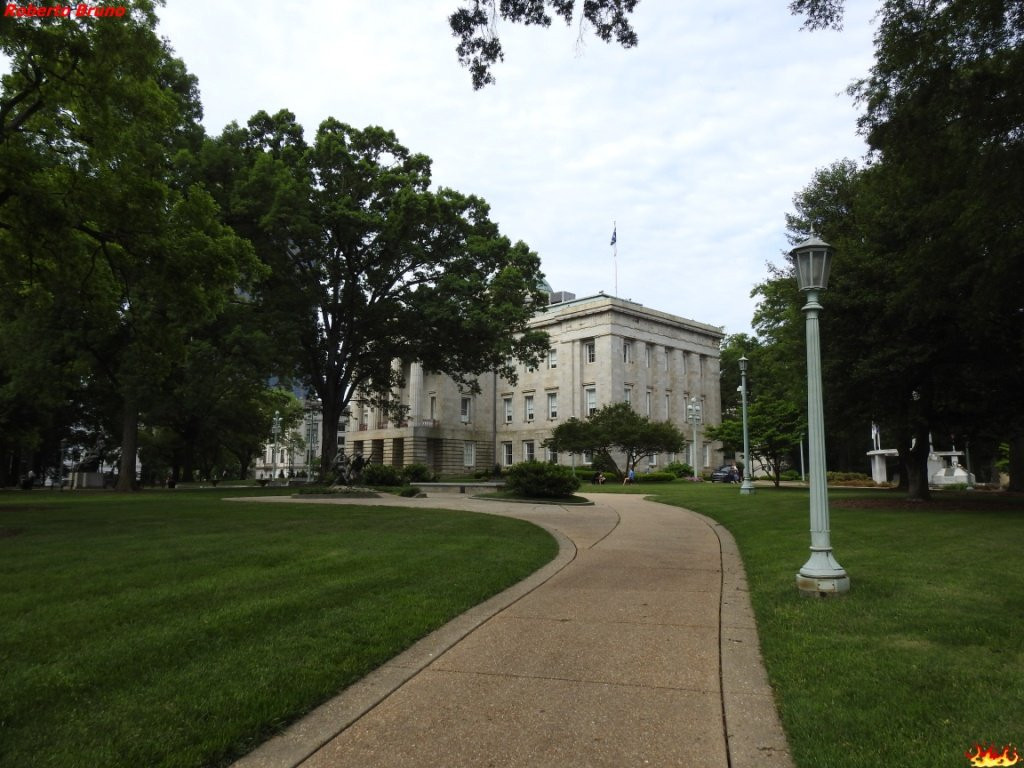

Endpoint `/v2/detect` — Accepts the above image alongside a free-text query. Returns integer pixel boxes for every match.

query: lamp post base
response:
[740,479,755,495]
[796,572,851,597]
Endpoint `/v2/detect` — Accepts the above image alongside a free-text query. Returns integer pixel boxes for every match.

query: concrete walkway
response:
[232,492,793,768]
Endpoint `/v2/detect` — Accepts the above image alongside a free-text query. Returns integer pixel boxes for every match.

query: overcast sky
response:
[158,2,873,335]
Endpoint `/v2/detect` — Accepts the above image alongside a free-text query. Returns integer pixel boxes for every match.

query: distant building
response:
[254,398,337,481]
[339,291,724,477]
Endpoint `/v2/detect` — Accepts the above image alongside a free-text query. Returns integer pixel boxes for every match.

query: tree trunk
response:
[895,448,909,491]
[319,397,341,481]
[906,426,931,501]
[1008,434,1024,492]
[233,449,252,480]
[115,399,139,492]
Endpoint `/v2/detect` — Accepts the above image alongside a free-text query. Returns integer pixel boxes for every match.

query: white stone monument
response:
[866,423,898,484]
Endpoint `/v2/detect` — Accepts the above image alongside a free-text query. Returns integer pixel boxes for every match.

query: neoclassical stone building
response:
[342,291,724,477]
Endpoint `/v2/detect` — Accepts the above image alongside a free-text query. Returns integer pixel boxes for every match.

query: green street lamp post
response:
[687,397,701,480]
[738,355,755,495]
[305,399,320,481]
[792,236,850,597]
[271,410,281,485]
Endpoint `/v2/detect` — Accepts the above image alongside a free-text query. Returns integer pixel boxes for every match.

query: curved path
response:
[232,492,794,768]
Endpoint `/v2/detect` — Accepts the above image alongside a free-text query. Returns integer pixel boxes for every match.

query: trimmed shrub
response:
[504,461,581,499]
[362,463,403,487]
[664,461,695,478]
[826,471,872,482]
[398,486,420,497]
[636,472,675,483]
[401,463,435,483]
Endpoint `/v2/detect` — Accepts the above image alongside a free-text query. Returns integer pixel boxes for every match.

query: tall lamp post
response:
[738,356,755,495]
[792,236,850,596]
[305,399,320,480]
[271,410,281,485]
[687,397,702,480]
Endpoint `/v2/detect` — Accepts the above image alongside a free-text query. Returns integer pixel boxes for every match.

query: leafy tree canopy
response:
[758,0,1024,495]
[1,3,263,489]
[711,334,806,487]
[449,0,850,88]
[545,402,685,474]
[203,111,551,476]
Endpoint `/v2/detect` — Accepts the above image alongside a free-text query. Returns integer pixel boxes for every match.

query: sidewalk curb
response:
[691,511,795,768]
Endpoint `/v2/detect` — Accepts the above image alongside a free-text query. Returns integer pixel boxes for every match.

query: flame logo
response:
[966,744,1021,767]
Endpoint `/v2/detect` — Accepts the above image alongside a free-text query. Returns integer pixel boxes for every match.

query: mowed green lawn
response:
[639,482,1024,768]
[0,489,558,768]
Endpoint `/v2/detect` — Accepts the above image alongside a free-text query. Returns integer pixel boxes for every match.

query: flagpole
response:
[611,221,617,297]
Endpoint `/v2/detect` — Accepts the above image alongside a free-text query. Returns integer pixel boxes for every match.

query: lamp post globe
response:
[738,356,755,495]
[791,236,850,597]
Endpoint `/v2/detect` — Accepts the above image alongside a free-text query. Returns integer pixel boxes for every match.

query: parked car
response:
[710,465,740,483]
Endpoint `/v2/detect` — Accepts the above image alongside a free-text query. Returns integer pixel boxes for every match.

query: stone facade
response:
[346,292,724,477]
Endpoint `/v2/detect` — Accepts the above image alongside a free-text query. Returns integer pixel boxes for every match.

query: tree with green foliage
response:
[851,0,1024,492]
[759,0,1024,497]
[707,398,804,487]
[203,111,551,479]
[544,402,686,475]
[448,0,853,88]
[710,334,806,487]
[141,334,299,483]
[1,2,262,490]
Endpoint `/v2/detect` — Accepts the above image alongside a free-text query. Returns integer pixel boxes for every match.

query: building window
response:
[624,386,632,405]
[547,445,558,463]
[665,393,671,419]
[623,340,633,364]
[704,443,711,468]
[547,392,558,419]
[583,449,594,464]
[585,387,597,416]
[503,397,513,424]
[502,442,513,466]
[548,348,558,369]
[523,440,535,461]
[649,453,658,467]
[584,341,596,363]
[429,395,437,420]
[645,344,652,367]
[463,441,476,467]
[524,395,535,422]
[460,397,471,423]
[646,390,652,417]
